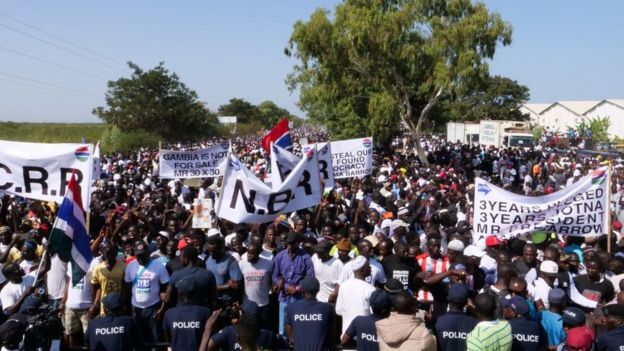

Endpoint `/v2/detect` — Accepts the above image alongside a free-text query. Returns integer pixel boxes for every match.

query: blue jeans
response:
[278,302,287,336]
[133,303,161,345]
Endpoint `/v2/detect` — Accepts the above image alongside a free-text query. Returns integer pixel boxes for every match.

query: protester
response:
[0,129,624,350]
[336,256,376,335]
[376,290,436,351]
[466,293,512,351]
[342,289,392,351]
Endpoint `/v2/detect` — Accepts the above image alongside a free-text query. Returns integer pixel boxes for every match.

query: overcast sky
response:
[0,0,622,123]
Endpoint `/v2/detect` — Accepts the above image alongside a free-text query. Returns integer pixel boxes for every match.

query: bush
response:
[100,125,160,153]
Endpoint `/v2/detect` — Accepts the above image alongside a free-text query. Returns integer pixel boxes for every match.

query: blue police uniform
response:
[85,316,137,351]
[169,266,216,306]
[595,325,624,351]
[285,298,335,351]
[433,311,478,351]
[541,310,566,347]
[210,325,288,351]
[345,315,383,351]
[509,316,547,351]
[163,303,211,350]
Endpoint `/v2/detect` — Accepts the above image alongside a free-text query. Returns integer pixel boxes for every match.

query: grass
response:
[0,122,106,143]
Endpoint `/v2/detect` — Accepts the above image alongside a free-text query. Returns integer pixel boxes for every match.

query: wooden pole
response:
[608,162,613,254]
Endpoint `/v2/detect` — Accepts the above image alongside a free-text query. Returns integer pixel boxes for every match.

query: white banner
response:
[331,137,373,179]
[270,143,300,188]
[159,142,229,179]
[473,167,609,240]
[302,142,335,189]
[0,140,94,206]
[215,149,322,224]
[192,198,214,229]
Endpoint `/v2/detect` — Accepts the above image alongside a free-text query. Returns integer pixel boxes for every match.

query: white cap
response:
[397,207,409,216]
[540,260,559,276]
[390,219,409,230]
[447,239,465,253]
[377,175,387,183]
[351,256,368,271]
[381,219,393,229]
[207,228,221,237]
[158,231,170,239]
[463,245,485,258]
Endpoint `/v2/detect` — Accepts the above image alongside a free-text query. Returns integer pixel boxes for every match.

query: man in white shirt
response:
[528,260,558,309]
[340,239,386,288]
[238,243,273,329]
[124,242,170,343]
[336,256,376,335]
[0,263,35,315]
[62,261,94,348]
[311,241,343,303]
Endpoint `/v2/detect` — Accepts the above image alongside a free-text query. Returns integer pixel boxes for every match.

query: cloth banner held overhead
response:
[0,140,93,206]
[301,142,334,189]
[270,143,301,188]
[216,148,322,224]
[473,167,609,240]
[159,142,230,179]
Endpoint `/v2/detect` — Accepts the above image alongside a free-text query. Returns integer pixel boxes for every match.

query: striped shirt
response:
[416,253,450,302]
[467,320,513,351]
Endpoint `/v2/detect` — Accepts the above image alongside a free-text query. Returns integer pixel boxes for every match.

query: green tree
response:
[258,100,291,127]
[576,116,611,144]
[445,75,530,122]
[93,62,218,142]
[286,0,512,161]
[218,98,261,125]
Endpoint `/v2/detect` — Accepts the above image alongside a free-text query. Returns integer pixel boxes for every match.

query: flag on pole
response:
[48,173,92,286]
[262,118,292,155]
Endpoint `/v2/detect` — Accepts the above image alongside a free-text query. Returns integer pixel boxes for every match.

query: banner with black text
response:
[0,140,94,206]
[473,167,609,240]
[159,142,229,178]
[216,149,322,224]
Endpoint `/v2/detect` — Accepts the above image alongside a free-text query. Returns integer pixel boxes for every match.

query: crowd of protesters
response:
[0,126,622,351]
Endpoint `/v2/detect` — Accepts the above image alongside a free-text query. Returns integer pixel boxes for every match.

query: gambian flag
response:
[49,173,92,286]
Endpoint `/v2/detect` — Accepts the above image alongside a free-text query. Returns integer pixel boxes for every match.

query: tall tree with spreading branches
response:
[286,0,512,162]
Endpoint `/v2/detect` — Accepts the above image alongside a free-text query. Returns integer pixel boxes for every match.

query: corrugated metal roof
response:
[521,103,551,115]
[556,100,600,115]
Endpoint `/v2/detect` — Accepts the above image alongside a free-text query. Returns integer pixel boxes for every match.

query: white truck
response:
[447,120,534,148]
[446,122,480,144]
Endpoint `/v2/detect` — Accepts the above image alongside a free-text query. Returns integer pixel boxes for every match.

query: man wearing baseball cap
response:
[528,260,559,309]
[502,295,547,351]
[540,288,567,349]
[563,326,594,351]
[85,293,138,351]
[434,283,477,351]
[596,304,624,350]
[285,276,335,351]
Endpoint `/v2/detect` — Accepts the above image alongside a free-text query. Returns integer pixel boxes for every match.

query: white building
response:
[583,100,624,137]
[217,116,237,125]
[520,99,624,137]
[519,103,550,125]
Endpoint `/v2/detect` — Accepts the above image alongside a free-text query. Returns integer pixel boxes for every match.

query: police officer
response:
[85,293,137,351]
[285,276,335,351]
[434,284,478,351]
[341,289,391,351]
[503,295,547,351]
[208,300,288,351]
[596,304,624,351]
[163,278,212,350]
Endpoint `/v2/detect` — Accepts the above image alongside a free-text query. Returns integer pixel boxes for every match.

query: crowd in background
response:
[0,126,623,351]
